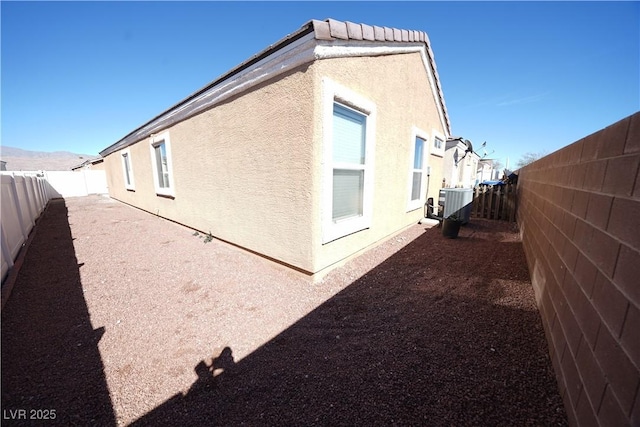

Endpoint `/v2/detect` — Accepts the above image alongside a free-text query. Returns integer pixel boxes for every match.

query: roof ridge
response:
[101,18,450,157]
[311,18,428,44]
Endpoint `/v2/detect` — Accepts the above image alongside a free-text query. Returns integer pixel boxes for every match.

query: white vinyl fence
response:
[1,174,49,282]
[40,170,108,198]
[1,170,108,282]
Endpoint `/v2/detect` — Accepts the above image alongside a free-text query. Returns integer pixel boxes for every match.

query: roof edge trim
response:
[101,18,452,156]
[100,20,316,157]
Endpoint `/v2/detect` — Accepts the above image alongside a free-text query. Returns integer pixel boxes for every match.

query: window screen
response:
[333,104,365,164]
[332,104,366,221]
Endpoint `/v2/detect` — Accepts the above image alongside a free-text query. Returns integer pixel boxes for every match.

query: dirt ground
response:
[2,195,567,426]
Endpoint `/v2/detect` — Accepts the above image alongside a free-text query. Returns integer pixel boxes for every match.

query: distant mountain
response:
[0,146,99,171]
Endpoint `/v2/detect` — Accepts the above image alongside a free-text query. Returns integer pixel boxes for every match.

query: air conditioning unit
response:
[439,188,473,224]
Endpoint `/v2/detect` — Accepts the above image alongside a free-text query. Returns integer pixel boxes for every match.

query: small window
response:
[434,136,443,151]
[150,132,175,197]
[121,149,135,190]
[431,130,446,157]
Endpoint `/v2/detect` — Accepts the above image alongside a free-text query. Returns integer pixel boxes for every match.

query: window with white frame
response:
[407,128,429,211]
[322,78,376,244]
[432,131,445,157]
[121,149,135,190]
[332,104,366,221]
[150,132,175,197]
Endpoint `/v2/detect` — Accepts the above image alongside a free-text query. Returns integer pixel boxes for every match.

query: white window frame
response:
[121,148,135,191]
[431,129,446,157]
[149,132,175,197]
[321,78,376,244]
[407,127,430,212]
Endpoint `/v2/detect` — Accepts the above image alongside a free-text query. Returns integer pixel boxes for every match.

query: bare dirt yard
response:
[2,195,567,426]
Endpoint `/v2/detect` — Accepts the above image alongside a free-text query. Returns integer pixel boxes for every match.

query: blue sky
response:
[2,1,638,168]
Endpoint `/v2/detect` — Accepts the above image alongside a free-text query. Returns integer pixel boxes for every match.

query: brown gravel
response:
[2,195,567,426]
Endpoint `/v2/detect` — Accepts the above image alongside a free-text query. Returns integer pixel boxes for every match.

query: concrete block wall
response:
[517,112,639,426]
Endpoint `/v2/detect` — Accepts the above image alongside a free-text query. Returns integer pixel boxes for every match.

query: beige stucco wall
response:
[104,50,447,276]
[309,52,447,274]
[105,65,317,271]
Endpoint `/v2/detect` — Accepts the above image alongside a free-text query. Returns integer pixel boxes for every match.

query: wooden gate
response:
[471,183,517,222]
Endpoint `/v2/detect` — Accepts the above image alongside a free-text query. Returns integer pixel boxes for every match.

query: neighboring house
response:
[71,157,105,171]
[99,18,451,278]
[477,159,501,184]
[443,138,479,188]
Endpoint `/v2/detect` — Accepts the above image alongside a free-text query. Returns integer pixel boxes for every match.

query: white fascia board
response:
[314,41,450,139]
[146,33,318,135]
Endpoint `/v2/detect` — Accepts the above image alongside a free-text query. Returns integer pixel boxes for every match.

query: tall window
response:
[150,132,175,197]
[332,104,366,221]
[121,149,134,190]
[411,136,425,201]
[322,78,376,244]
[408,127,429,211]
[154,142,169,188]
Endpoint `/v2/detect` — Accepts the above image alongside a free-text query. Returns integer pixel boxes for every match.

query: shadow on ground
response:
[132,221,568,426]
[1,199,115,426]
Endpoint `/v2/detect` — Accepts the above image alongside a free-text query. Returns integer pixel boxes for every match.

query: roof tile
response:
[362,24,375,41]
[384,27,394,41]
[401,29,409,42]
[373,26,386,41]
[328,18,349,40]
[312,19,332,40]
[346,21,363,40]
[393,28,402,41]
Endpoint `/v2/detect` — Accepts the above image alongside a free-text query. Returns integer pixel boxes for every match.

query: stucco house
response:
[443,138,480,188]
[100,18,451,278]
[477,159,501,184]
[71,157,105,171]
